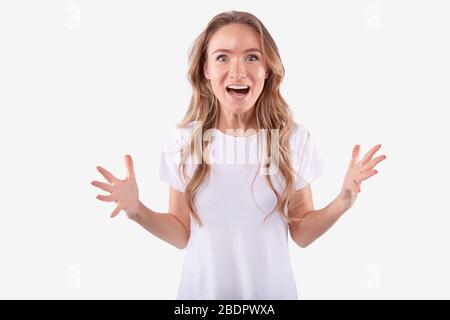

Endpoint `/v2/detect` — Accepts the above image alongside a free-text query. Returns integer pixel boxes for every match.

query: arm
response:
[131,186,190,250]
[130,200,190,250]
[289,189,351,248]
[289,144,387,248]
[92,155,190,250]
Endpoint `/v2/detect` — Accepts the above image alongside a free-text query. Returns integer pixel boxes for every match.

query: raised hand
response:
[91,154,140,219]
[339,144,387,208]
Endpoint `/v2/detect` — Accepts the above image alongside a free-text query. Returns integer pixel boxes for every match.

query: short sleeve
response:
[290,123,327,190]
[158,127,191,193]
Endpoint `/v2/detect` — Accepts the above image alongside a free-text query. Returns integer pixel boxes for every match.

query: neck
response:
[215,108,256,135]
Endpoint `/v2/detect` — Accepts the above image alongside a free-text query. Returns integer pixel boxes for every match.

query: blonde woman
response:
[91,11,387,300]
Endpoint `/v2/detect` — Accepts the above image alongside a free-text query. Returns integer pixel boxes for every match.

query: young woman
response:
[91,11,387,300]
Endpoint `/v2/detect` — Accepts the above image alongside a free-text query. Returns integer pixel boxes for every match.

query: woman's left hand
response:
[339,144,387,208]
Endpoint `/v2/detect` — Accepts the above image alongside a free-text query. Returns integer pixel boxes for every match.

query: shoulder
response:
[290,121,311,149]
[291,121,309,137]
[162,121,196,153]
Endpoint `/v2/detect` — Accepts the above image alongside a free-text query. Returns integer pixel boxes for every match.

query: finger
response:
[359,169,378,182]
[125,154,136,180]
[350,145,360,166]
[110,205,122,218]
[96,194,115,202]
[364,154,387,170]
[91,180,113,193]
[96,166,119,184]
[361,144,382,166]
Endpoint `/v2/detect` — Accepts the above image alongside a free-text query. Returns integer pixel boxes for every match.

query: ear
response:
[265,70,270,79]
[203,62,210,80]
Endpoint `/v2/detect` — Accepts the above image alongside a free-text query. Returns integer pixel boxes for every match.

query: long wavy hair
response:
[175,11,307,227]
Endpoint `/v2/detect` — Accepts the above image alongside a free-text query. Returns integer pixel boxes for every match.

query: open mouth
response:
[226,85,250,97]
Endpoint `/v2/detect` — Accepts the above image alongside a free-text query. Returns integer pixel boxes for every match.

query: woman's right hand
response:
[91,154,140,219]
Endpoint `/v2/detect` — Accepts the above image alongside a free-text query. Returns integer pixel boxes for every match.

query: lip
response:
[225,87,251,101]
[226,84,251,87]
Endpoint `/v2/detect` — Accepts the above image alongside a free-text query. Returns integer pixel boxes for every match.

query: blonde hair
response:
[175,11,307,227]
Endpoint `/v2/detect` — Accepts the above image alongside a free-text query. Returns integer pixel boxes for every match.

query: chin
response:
[224,104,253,114]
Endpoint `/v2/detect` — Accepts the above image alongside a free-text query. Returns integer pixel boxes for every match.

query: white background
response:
[1,0,449,299]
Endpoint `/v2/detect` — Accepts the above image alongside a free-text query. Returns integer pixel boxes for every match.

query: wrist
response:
[128,200,144,222]
[337,189,354,212]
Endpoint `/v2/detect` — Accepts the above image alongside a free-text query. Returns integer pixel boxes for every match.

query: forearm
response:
[293,194,351,247]
[130,201,189,249]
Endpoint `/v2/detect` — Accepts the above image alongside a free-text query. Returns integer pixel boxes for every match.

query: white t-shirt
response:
[158,121,326,299]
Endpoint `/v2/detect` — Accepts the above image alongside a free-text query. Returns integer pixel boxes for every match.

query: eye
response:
[247,54,259,61]
[216,55,227,62]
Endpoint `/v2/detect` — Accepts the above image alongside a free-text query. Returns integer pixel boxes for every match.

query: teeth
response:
[227,85,249,89]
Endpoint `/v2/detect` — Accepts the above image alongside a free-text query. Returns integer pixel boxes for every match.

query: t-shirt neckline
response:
[210,128,259,140]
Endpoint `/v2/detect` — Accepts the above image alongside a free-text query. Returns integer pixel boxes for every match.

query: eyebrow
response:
[212,48,262,55]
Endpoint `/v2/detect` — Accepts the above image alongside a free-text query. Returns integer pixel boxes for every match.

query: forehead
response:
[208,24,261,54]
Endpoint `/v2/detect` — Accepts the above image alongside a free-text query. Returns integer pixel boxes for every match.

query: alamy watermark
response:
[366,5,382,30]
[366,264,381,290]
[163,120,284,176]
[66,265,81,290]
[66,5,81,31]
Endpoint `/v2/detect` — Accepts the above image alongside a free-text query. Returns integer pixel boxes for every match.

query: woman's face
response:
[204,23,270,115]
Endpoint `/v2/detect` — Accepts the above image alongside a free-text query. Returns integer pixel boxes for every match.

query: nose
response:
[229,59,247,80]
